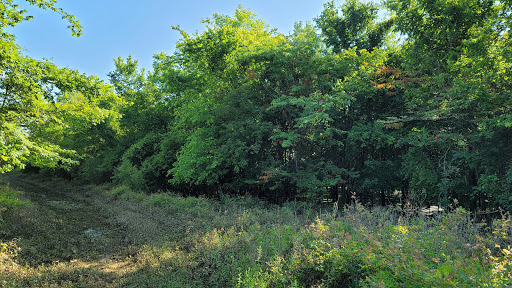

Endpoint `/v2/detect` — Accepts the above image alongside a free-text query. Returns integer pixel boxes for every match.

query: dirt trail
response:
[3,173,130,261]
[1,172,220,287]
[1,172,141,286]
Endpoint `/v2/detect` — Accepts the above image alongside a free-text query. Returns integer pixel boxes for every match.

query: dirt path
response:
[3,172,131,262]
[1,172,238,287]
[1,172,140,287]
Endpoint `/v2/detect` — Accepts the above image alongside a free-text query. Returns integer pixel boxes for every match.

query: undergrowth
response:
[0,179,29,234]
[1,174,511,287]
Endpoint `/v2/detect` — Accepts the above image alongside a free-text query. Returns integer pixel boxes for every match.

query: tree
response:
[165,7,281,195]
[386,0,512,209]
[316,0,393,53]
[103,56,175,189]
[0,0,121,173]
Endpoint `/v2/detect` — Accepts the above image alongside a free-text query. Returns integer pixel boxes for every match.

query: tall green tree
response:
[165,7,281,194]
[385,0,512,209]
[0,0,121,173]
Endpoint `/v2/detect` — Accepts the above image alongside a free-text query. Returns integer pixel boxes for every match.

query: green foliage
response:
[5,0,512,211]
[0,187,26,211]
[0,181,28,228]
[78,145,124,184]
[385,0,496,70]
[2,174,512,287]
[0,1,122,173]
[316,0,393,53]
[0,0,82,36]
[112,161,147,192]
[233,204,512,287]
[71,1,508,210]
[166,6,280,191]
[0,40,81,172]
[3,0,512,286]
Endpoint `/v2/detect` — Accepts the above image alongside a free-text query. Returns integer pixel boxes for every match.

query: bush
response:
[234,205,512,287]
[3,173,511,287]
[108,185,145,201]
[78,146,124,184]
[108,185,132,198]
[0,185,28,228]
[112,161,147,192]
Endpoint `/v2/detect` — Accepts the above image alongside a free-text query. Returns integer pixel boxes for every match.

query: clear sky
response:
[8,0,327,80]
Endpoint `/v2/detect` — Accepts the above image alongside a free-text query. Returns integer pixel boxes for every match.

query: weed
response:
[1,173,512,287]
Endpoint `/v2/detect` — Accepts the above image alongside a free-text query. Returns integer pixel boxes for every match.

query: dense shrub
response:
[78,146,124,184]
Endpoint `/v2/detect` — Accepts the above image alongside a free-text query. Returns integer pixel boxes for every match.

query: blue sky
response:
[9,0,327,80]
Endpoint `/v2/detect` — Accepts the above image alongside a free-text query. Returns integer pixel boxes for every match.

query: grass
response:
[1,172,511,287]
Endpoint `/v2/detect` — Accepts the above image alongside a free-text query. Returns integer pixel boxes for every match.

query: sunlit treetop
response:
[0,0,82,37]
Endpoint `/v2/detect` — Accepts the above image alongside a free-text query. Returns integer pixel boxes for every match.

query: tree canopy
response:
[2,1,512,211]
[0,0,123,173]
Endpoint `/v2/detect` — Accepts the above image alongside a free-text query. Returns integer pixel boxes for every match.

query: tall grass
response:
[1,176,511,287]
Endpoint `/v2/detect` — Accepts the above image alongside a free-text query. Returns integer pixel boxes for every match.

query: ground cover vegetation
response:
[0,173,511,287]
[1,0,512,286]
